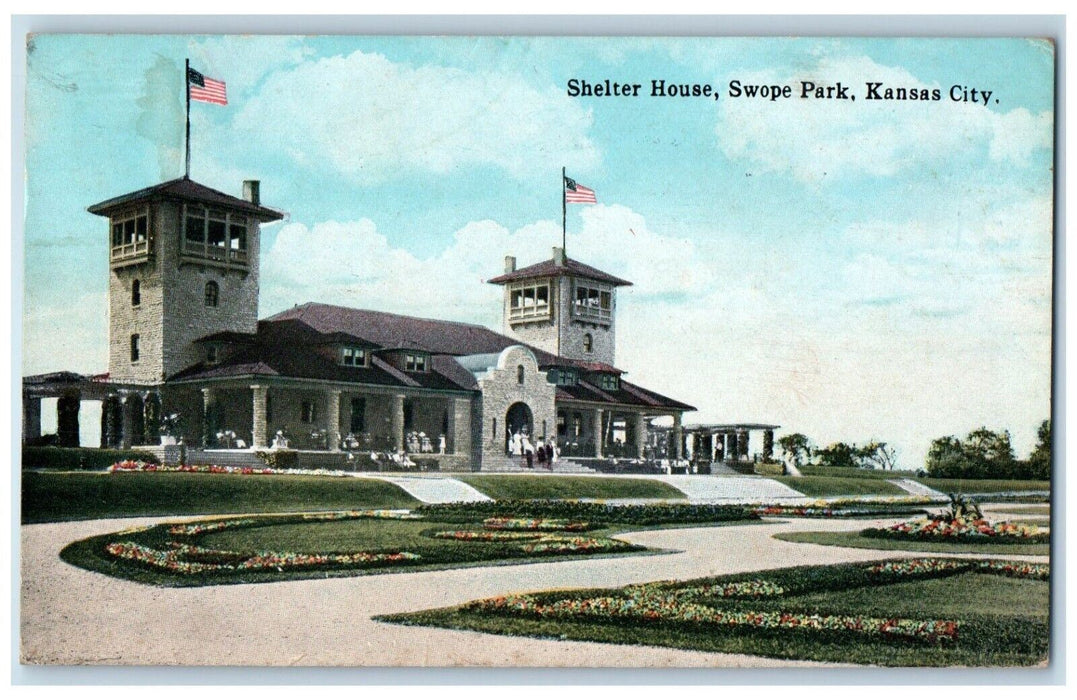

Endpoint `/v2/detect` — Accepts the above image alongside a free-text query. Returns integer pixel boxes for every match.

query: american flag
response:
[564,176,597,204]
[187,67,227,106]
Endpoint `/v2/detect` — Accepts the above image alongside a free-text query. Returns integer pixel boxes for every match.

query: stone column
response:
[325,389,341,451]
[56,391,81,448]
[22,395,41,443]
[763,429,774,462]
[390,394,405,452]
[737,429,749,460]
[672,413,683,460]
[593,409,604,458]
[119,394,135,449]
[635,413,647,459]
[447,397,471,457]
[102,395,119,448]
[251,385,268,448]
[201,387,217,447]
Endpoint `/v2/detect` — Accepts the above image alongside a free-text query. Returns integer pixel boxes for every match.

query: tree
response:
[814,442,858,468]
[926,436,966,478]
[777,433,812,468]
[925,428,1017,479]
[856,441,898,471]
[1028,419,1051,480]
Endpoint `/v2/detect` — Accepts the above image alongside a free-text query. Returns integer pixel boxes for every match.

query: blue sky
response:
[22,35,1054,467]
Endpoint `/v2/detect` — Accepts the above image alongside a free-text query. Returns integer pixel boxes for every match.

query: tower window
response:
[131,279,141,307]
[110,209,149,262]
[573,282,612,323]
[508,281,551,321]
[182,204,249,267]
[204,281,219,307]
[517,364,525,384]
[583,333,593,353]
[130,334,140,363]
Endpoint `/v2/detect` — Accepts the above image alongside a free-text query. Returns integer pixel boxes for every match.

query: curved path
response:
[19,512,1047,667]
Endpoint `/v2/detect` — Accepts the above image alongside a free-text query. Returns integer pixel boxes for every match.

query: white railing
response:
[508,302,550,321]
[110,240,149,261]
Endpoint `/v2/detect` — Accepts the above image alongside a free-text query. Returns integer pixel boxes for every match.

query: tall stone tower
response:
[487,247,632,366]
[89,178,283,384]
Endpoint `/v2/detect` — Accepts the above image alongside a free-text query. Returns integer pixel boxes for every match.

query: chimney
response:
[504,255,516,273]
[243,180,261,207]
[552,246,566,267]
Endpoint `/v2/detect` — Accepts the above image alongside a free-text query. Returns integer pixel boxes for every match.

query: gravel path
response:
[19,513,1047,667]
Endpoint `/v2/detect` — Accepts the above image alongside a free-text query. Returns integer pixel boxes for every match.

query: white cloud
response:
[232,50,600,183]
[717,55,1053,182]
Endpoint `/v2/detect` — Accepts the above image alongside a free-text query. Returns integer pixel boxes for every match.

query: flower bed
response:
[301,509,421,522]
[751,505,925,518]
[466,592,958,645]
[104,540,421,574]
[168,518,258,536]
[108,461,360,479]
[419,500,757,526]
[626,579,785,601]
[482,517,592,531]
[430,530,546,542]
[518,536,638,555]
[863,515,1050,544]
[866,558,1050,582]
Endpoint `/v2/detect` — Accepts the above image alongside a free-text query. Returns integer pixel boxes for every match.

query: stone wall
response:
[475,345,557,469]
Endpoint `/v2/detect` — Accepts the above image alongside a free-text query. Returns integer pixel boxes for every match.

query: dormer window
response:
[206,344,220,364]
[404,353,428,372]
[508,281,551,322]
[548,368,578,386]
[597,374,619,391]
[341,346,367,367]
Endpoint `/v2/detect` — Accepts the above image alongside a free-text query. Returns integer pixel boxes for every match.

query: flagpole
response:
[561,166,567,255]
[185,58,191,180]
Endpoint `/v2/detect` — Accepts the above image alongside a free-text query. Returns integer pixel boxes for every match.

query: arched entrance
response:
[504,402,533,455]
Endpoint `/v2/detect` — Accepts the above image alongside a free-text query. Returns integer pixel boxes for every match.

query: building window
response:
[130,334,140,362]
[301,400,317,423]
[404,353,427,372]
[110,209,149,261]
[583,333,593,353]
[206,344,219,364]
[548,369,578,386]
[131,279,141,307]
[597,374,620,391]
[517,365,525,384]
[403,400,414,430]
[182,204,249,266]
[573,282,612,322]
[342,346,367,367]
[508,281,551,321]
[204,281,219,307]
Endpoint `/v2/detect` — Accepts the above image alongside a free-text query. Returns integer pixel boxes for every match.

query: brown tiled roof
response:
[487,257,633,286]
[170,302,693,411]
[87,177,285,222]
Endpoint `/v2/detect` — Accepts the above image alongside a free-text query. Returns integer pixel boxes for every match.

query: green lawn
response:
[379,560,1049,666]
[772,476,906,497]
[799,466,918,480]
[991,505,1051,516]
[914,478,1051,494]
[21,471,419,524]
[457,475,685,500]
[774,530,1050,556]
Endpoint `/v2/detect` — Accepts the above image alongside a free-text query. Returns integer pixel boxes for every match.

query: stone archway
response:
[505,402,533,455]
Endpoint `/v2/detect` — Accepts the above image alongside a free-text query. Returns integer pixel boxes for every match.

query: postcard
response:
[18,32,1054,670]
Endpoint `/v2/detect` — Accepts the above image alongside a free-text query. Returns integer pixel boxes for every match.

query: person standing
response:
[536,442,547,469]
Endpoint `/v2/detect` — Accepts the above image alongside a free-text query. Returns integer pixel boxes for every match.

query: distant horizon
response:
[22,35,1054,469]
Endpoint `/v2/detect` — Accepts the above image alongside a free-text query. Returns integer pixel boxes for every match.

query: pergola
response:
[681,422,780,463]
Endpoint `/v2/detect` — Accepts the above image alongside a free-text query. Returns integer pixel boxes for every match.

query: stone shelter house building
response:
[23,177,698,470]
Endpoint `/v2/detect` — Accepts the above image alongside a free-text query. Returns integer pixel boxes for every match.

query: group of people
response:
[507,430,558,470]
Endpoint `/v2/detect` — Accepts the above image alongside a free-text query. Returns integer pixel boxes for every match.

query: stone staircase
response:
[888,478,947,498]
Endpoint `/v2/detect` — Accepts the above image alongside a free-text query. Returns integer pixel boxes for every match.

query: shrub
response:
[22,446,159,471]
[419,500,757,525]
[254,450,299,470]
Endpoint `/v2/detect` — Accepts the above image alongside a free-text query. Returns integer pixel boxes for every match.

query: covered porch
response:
[682,422,780,467]
[555,402,685,461]
[169,379,474,458]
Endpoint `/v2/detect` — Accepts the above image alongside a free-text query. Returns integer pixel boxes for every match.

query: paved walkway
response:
[652,475,806,501]
[372,475,492,503]
[888,478,947,498]
[19,511,1046,667]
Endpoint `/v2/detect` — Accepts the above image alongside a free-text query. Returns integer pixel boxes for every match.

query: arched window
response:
[583,333,593,353]
[204,281,219,307]
[131,279,141,307]
[517,364,525,384]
